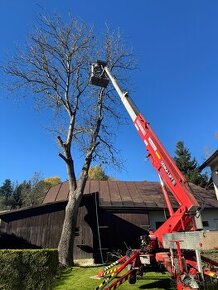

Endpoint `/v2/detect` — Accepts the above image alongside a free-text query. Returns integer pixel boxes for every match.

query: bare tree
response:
[2,14,135,266]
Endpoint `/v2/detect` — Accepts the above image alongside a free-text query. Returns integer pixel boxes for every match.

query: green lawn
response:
[53,267,174,290]
[52,251,218,289]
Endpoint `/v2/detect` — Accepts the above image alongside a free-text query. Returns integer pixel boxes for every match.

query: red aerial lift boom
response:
[90,60,218,290]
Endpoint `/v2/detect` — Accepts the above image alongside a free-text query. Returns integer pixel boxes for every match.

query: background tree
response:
[173,141,208,187]
[88,165,109,180]
[21,173,62,206]
[21,172,47,206]
[3,14,134,265]
[0,179,26,209]
[0,174,62,210]
[9,182,26,209]
[0,179,14,210]
[44,176,62,187]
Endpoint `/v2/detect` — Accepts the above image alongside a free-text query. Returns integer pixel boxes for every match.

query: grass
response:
[53,267,174,290]
[53,251,218,290]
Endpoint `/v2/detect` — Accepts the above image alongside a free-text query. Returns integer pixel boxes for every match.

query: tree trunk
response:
[58,98,102,266]
[58,187,83,266]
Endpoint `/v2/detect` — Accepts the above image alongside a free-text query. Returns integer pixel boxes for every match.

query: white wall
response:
[149,210,167,231]
[148,209,218,231]
[211,167,218,200]
[201,209,218,230]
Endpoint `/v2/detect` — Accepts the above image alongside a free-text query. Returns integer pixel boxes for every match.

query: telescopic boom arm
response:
[90,60,200,244]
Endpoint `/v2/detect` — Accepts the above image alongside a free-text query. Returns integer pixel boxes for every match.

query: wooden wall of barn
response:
[0,203,65,248]
[95,208,150,262]
[0,194,96,261]
[0,194,150,263]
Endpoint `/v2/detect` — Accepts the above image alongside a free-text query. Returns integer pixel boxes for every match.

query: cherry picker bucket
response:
[90,60,109,88]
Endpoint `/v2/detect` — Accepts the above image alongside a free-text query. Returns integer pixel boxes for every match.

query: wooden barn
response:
[0,180,218,264]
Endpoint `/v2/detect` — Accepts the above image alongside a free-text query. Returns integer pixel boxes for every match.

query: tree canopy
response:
[88,165,109,180]
[0,179,14,209]
[0,173,62,210]
[173,141,208,187]
[2,14,135,265]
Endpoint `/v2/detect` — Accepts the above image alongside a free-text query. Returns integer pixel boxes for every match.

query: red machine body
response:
[90,61,217,290]
[133,113,199,245]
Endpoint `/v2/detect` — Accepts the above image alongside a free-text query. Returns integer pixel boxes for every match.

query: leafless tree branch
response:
[1,14,135,266]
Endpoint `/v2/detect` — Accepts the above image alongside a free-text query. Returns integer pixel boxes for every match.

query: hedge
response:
[0,249,59,290]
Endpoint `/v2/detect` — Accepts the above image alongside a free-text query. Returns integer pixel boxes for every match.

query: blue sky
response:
[0,0,217,184]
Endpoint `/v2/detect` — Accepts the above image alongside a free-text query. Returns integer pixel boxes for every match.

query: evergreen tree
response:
[0,179,14,209]
[174,141,208,187]
[0,174,62,209]
[11,181,31,209]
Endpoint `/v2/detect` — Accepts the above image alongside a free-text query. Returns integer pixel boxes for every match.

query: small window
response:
[202,221,209,227]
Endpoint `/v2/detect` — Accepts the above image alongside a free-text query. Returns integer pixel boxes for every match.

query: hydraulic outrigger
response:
[90,60,218,290]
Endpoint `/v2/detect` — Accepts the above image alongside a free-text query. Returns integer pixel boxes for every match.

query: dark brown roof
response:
[199,149,218,170]
[43,180,218,209]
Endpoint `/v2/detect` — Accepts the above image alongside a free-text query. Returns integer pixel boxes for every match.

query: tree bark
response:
[58,164,89,266]
[58,188,83,265]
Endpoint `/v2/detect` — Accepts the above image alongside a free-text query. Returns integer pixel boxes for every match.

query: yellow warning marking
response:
[155,151,161,159]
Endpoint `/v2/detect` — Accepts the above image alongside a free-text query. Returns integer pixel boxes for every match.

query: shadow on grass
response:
[53,267,175,290]
[139,277,218,290]
[53,266,74,286]
[139,277,173,289]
